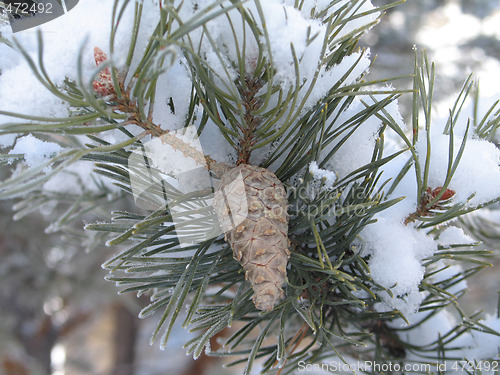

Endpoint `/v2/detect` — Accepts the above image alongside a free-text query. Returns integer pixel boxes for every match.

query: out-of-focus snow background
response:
[1,0,500,374]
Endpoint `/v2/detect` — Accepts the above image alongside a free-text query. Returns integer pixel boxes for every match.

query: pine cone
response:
[213,164,290,311]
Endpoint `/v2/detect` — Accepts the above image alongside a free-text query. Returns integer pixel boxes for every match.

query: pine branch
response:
[2,0,500,373]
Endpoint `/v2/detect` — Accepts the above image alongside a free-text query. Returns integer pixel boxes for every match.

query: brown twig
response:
[236,77,264,165]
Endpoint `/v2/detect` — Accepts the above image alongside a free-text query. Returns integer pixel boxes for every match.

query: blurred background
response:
[1,0,500,374]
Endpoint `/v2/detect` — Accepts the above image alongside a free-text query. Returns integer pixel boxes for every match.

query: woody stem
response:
[236,77,264,165]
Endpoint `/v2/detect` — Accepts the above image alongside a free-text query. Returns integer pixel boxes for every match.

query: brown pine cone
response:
[213,164,290,311]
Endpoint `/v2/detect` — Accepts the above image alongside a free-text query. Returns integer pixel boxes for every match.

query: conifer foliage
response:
[1,0,500,373]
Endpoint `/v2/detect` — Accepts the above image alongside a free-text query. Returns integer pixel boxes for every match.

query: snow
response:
[309,161,337,188]
[320,96,382,180]
[259,2,326,87]
[361,215,436,315]
[198,116,237,165]
[438,226,475,246]
[0,62,69,130]
[0,25,21,71]
[151,60,193,131]
[0,133,16,148]
[8,134,62,170]
[303,50,372,110]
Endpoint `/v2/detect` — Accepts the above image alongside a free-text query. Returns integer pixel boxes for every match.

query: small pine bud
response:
[92,47,114,96]
[425,186,456,204]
